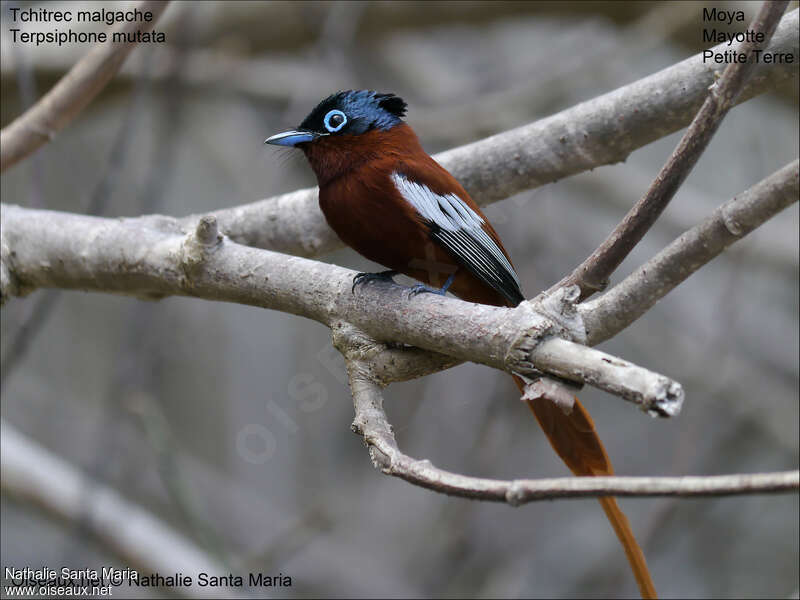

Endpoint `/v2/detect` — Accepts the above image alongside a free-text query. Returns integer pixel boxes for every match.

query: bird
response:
[266,90,657,599]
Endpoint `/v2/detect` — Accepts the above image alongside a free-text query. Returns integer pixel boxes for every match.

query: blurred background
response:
[1,1,797,597]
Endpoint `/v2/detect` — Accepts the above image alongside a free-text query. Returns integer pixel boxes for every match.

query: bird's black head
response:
[265,90,407,147]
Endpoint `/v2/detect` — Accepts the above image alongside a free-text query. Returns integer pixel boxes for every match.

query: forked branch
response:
[581,160,799,345]
[550,1,790,300]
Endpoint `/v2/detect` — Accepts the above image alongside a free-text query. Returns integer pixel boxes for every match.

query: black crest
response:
[375,93,407,118]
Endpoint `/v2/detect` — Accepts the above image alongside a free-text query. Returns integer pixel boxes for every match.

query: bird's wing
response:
[391,171,524,305]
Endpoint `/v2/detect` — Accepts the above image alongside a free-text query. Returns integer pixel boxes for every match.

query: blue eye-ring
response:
[323,109,347,133]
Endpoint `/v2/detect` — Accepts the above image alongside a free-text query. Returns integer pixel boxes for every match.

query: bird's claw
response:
[352,270,398,293]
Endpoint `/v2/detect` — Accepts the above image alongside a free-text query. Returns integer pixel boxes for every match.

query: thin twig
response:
[550,1,791,300]
[347,359,797,503]
[0,1,170,172]
[0,287,60,389]
[581,160,799,345]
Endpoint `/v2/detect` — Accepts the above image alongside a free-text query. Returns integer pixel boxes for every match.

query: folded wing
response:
[392,172,524,306]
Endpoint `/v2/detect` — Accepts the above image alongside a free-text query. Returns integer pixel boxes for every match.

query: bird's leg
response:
[407,272,456,299]
[352,270,399,293]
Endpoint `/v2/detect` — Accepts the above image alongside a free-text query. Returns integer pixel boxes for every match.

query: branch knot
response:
[179,216,223,284]
[505,287,587,374]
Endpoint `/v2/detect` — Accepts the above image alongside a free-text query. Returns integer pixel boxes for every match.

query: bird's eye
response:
[323,109,347,133]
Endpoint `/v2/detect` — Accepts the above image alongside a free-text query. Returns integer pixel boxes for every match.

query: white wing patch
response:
[391,172,523,303]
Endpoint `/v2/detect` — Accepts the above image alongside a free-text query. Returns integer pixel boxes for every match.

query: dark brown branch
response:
[581,160,799,345]
[0,1,170,173]
[550,1,791,300]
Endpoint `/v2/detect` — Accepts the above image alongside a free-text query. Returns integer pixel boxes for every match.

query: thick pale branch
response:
[0,1,170,173]
[0,204,679,410]
[581,160,800,345]
[346,360,798,503]
[1,420,232,598]
[187,9,798,256]
[551,1,790,300]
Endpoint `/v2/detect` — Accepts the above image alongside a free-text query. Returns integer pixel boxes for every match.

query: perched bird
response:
[266,90,656,599]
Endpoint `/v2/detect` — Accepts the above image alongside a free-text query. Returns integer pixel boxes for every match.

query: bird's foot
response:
[406,284,446,298]
[352,270,398,293]
[406,272,456,299]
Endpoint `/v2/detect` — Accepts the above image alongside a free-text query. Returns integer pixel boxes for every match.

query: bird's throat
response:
[303,124,422,188]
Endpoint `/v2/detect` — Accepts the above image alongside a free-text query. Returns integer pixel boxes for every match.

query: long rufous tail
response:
[514,375,657,599]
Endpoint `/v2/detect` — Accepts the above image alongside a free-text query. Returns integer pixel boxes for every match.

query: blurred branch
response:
[0,289,59,388]
[410,2,699,140]
[580,160,799,345]
[129,390,232,566]
[186,9,798,256]
[0,44,342,102]
[1,42,156,390]
[0,1,169,173]
[343,343,798,502]
[550,1,790,300]
[9,21,46,209]
[0,208,683,413]
[0,420,234,599]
